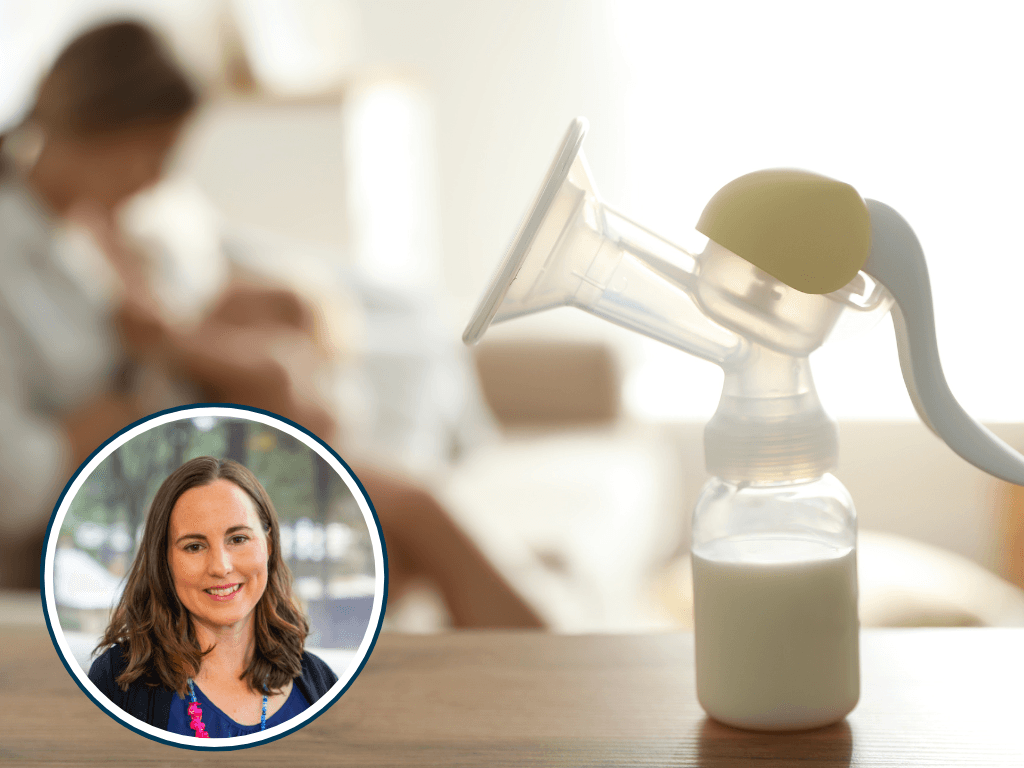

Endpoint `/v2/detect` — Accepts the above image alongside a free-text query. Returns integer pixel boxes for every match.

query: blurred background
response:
[54,415,375,676]
[2,0,1024,633]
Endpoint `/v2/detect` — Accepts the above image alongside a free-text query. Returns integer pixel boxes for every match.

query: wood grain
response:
[2,627,1022,766]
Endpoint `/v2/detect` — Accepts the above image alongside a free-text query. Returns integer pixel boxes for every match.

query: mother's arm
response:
[0,306,143,587]
[357,465,544,629]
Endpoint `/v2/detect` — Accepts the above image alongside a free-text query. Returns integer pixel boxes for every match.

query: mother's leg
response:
[355,464,543,629]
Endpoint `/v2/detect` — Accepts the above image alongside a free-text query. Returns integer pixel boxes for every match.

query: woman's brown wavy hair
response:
[96,457,309,696]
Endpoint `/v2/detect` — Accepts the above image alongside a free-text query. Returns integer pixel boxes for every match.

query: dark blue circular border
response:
[39,403,389,751]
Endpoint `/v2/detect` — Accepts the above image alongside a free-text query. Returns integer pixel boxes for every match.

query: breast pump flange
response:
[463,117,1024,731]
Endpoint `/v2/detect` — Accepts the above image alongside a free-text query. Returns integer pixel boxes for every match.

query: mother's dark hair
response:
[0,20,197,169]
[32,19,197,137]
[97,457,308,696]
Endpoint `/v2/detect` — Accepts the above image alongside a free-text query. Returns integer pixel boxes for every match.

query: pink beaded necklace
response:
[186,678,267,737]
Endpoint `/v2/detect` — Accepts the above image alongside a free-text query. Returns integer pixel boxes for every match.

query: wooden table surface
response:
[2,616,1022,766]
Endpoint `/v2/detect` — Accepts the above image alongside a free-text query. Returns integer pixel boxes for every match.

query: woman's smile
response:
[205,583,243,600]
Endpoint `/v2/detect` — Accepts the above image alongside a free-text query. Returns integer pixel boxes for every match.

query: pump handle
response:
[862,200,1024,486]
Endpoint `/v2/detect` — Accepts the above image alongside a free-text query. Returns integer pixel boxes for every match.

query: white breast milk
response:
[692,537,859,731]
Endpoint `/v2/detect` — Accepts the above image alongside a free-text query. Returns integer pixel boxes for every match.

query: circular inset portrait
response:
[41,405,386,749]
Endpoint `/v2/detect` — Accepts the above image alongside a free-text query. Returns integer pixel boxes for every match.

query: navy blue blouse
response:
[168,680,310,738]
[89,645,338,731]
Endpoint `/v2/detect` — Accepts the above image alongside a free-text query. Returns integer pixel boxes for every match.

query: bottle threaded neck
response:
[703,344,837,482]
[704,393,838,482]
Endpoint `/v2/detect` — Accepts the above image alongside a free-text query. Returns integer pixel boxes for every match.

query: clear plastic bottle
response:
[691,473,859,731]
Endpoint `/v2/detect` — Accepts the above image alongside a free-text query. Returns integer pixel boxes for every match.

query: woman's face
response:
[35,120,184,214]
[76,122,183,210]
[167,479,271,634]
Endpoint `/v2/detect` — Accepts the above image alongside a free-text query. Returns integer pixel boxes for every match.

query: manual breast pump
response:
[463,118,1024,731]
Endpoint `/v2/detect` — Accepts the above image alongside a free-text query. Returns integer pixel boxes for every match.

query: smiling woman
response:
[87,456,338,738]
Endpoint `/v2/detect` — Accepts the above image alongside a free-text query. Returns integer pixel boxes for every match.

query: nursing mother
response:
[89,457,338,738]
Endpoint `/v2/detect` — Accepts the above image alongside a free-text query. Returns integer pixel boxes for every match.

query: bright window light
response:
[343,81,442,292]
[609,0,1024,421]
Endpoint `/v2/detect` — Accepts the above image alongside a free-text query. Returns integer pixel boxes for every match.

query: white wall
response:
[176,99,350,249]
[350,0,629,325]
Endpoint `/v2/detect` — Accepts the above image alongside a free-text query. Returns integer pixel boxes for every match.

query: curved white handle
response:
[862,199,1024,486]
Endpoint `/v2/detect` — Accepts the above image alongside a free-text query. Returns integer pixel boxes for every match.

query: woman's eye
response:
[230,535,249,545]
[183,543,203,553]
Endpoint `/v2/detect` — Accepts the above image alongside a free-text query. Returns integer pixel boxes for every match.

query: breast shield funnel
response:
[463,118,746,368]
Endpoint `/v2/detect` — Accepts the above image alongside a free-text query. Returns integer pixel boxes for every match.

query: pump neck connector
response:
[704,344,837,482]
